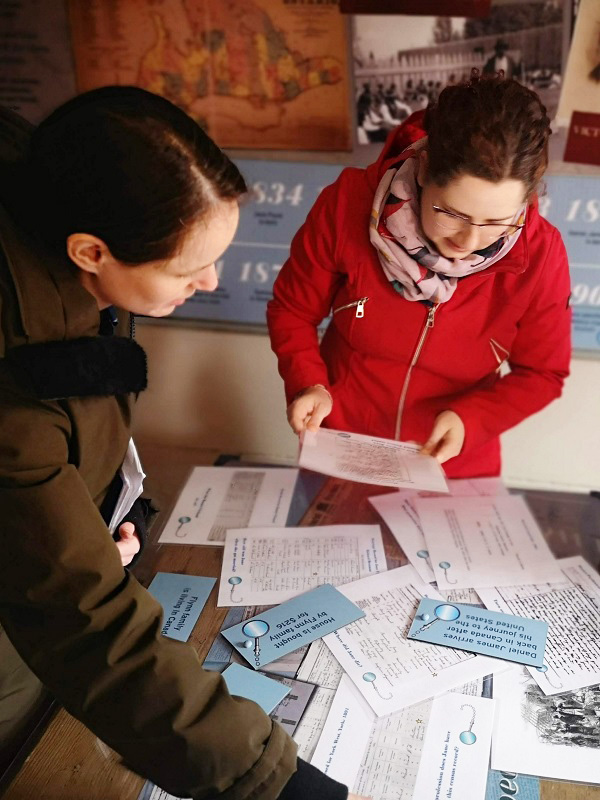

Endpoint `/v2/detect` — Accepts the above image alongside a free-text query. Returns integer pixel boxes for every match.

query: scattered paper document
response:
[221,663,290,714]
[297,639,344,691]
[293,686,337,761]
[159,466,298,545]
[369,479,508,583]
[478,556,600,695]
[492,667,600,785]
[411,690,495,800]
[217,524,386,606]
[407,598,548,667]
[268,675,317,736]
[298,428,449,492]
[311,675,495,800]
[322,566,498,716]
[222,584,365,669]
[137,785,178,800]
[147,573,216,642]
[415,495,563,590]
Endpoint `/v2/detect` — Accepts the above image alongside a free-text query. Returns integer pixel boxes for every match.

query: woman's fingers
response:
[287,387,333,434]
[115,522,141,566]
[421,410,465,464]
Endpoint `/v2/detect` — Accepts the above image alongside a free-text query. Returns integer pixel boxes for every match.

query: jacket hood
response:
[0,107,99,353]
[366,110,428,188]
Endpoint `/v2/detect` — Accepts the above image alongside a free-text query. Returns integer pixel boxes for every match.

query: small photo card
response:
[148,572,216,642]
[407,598,548,667]
[221,584,365,669]
[221,663,291,714]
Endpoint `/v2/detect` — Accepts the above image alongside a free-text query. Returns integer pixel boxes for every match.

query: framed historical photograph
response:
[352,0,567,146]
[555,0,600,127]
[340,1,491,15]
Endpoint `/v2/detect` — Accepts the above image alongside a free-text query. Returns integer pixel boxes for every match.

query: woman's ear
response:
[67,233,111,275]
[416,150,429,188]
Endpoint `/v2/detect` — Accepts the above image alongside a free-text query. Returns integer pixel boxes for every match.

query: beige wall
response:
[133,323,600,494]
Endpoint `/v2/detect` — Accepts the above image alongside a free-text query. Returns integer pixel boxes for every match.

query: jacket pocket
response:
[332,296,370,318]
[489,337,511,375]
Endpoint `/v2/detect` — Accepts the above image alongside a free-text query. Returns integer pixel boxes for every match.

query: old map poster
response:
[67,0,351,151]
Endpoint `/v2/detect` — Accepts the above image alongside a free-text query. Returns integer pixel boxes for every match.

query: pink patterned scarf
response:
[369,139,526,303]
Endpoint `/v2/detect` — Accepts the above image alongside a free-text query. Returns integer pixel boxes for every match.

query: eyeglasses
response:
[432,205,525,240]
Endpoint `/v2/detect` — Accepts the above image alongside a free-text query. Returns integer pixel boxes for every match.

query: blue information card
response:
[221,584,365,669]
[148,572,216,642]
[222,663,291,714]
[407,598,548,667]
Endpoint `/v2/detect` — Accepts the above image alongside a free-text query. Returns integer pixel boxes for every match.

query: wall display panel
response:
[67,0,352,152]
[169,159,345,327]
[543,175,600,354]
[165,160,600,357]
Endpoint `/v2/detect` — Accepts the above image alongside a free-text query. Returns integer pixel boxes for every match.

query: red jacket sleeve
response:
[267,177,347,403]
[449,228,572,452]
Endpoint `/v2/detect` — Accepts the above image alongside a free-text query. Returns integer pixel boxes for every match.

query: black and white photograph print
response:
[353,0,568,145]
[556,0,600,125]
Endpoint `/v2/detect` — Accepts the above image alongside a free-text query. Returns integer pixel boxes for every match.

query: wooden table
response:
[3,444,599,800]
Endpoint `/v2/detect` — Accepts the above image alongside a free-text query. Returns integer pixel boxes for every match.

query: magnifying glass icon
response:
[242,619,270,658]
[413,603,461,636]
[362,671,393,700]
[175,516,191,537]
[438,561,457,584]
[228,576,243,603]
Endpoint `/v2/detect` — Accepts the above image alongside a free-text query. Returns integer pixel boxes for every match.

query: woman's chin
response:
[144,304,177,317]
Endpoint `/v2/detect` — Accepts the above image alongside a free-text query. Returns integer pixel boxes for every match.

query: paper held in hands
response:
[298,428,449,492]
[407,598,548,668]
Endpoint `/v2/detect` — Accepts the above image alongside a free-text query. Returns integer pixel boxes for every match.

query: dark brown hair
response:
[424,74,550,198]
[18,86,246,263]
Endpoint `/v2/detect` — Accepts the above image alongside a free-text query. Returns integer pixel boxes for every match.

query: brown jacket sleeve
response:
[0,369,298,799]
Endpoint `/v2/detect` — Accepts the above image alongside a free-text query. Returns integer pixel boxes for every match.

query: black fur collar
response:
[5,336,147,399]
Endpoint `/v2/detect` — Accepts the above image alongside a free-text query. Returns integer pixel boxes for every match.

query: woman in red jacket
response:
[267,75,571,478]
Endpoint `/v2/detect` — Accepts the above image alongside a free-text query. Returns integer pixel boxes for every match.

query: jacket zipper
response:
[394,303,439,440]
[332,296,369,318]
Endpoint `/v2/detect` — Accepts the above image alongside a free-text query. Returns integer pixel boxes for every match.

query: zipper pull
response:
[356,298,367,318]
[426,304,438,328]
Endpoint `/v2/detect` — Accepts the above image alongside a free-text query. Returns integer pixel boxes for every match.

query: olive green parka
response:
[0,108,297,799]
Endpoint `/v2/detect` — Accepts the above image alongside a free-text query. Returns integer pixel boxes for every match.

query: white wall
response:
[133,323,600,494]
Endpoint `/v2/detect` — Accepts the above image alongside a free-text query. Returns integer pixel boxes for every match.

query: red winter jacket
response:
[266,116,572,478]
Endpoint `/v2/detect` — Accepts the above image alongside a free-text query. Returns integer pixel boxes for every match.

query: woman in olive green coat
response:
[0,88,363,800]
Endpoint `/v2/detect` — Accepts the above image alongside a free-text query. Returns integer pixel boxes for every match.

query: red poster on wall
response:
[563,112,600,167]
[340,0,491,16]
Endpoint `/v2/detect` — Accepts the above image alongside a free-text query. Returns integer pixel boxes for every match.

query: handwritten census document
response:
[298,428,448,492]
[217,524,386,606]
[311,675,495,800]
[322,566,498,716]
[369,479,509,583]
[478,556,600,695]
[414,495,563,590]
[159,466,298,545]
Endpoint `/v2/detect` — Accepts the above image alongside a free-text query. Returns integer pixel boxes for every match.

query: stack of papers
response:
[148,447,600,798]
